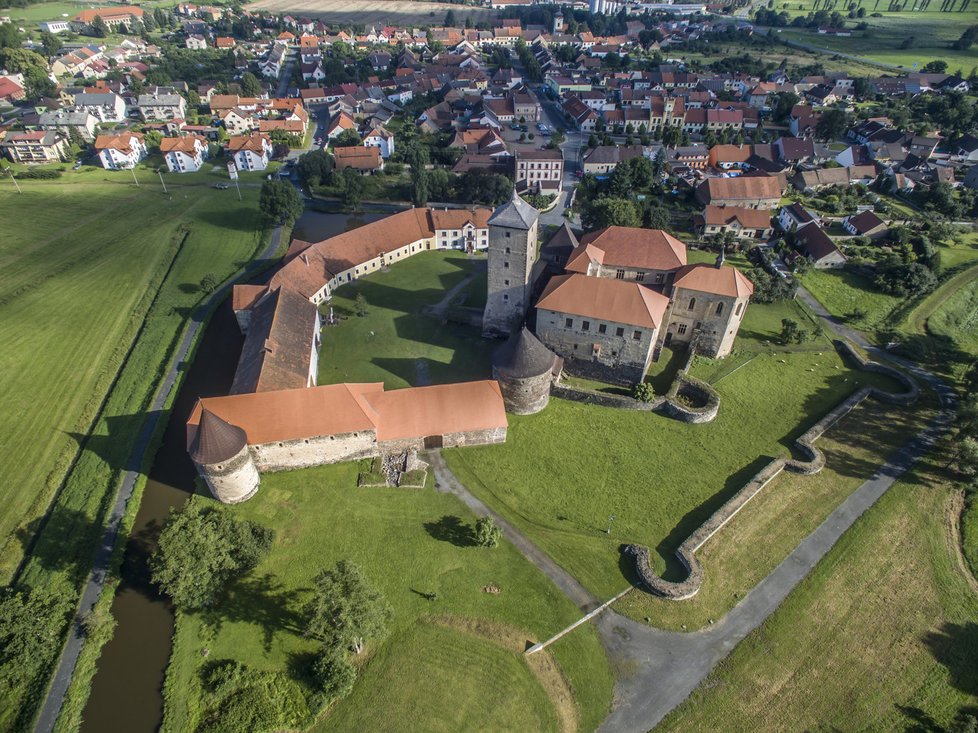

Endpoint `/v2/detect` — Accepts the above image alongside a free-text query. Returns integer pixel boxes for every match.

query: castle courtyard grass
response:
[443,299,905,601]
[655,458,978,732]
[161,464,613,733]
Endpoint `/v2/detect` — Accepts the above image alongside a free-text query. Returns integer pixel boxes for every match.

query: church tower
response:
[482,190,540,338]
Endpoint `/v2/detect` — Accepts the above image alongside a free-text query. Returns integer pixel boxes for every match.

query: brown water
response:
[79,302,244,733]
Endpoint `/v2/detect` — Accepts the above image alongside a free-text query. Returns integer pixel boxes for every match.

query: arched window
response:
[715,302,724,316]
[735,302,743,316]
[688,297,696,310]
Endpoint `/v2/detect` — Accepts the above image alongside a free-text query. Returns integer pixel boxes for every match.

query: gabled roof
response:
[702,205,772,229]
[672,263,754,298]
[574,226,687,272]
[537,273,670,329]
[488,189,538,230]
[796,222,845,263]
[845,210,886,234]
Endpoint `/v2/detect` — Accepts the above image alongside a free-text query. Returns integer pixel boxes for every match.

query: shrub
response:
[16,169,62,179]
[475,516,501,548]
[311,645,356,699]
[632,382,656,402]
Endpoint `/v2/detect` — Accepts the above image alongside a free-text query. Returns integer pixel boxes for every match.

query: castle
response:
[187,195,753,504]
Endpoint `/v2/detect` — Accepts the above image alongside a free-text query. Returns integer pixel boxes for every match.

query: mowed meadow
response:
[0,172,265,581]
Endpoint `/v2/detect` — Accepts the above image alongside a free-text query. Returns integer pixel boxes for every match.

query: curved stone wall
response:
[494,366,553,415]
[625,341,919,600]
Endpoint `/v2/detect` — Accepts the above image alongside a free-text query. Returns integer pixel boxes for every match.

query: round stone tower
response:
[491,327,559,415]
[189,408,260,504]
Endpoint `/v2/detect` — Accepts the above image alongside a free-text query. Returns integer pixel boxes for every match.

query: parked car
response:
[510,122,521,131]
[213,182,230,189]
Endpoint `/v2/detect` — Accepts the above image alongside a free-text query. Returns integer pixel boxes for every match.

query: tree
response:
[815,108,848,141]
[412,169,430,207]
[632,382,656,402]
[332,128,362,147]
[475,516,501,548]
[259,180,303,226]
[779,318,800,344]
[338,168,364,212]
[304,561,392,654]
[582,196,641,229]
[0,23,21,50]
[40,31,62,57]
[297,149,334,189]
[91,14,109,37]
[200,273,220,292]
[444,8,457,26]
[645,203,670,229]
[0,583,68,697]
[240,71,262,97]
[150,503,273,610]
[958,437,978,477]
[353,293,369,317]
[311,645,356,698]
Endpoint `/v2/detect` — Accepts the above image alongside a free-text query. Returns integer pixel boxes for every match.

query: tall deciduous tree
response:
[259,179,303,226]
[240,71,262,97]
[304,561,392,654]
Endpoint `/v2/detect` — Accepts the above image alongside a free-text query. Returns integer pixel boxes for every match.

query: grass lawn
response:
[801,267,904,330]
[162,465,613,733]
[443,298,902,601]
[318,251,493,388]
[0,166,267,581]
[655,457,978,731]
[927,275,978,356]
[0,164,270,730]
[616,396,934,629]
[775,9,978,68]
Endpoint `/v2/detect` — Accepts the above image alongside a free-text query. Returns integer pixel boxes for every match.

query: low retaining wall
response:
[625,340,919,600]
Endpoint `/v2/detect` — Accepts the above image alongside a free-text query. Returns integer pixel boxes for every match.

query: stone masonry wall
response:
[625,340,919,600]
[198,444,261,504]
[251,430,379,472]
[494,367,552,415]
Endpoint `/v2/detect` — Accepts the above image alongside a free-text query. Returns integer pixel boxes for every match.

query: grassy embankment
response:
[656,456,978,731]
[161,467,614,733]
[0,162,271,732]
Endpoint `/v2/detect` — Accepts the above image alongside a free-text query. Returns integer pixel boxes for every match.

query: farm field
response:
[245,0,491,25]
[0,166,267,582]
[616,395,934,629]
[317,251,493,389]
[161,465,613,733]
[774,10,978,69]
[0,164,270,731]
[443,299,904,601]
[656,460,978,732]
[0,0,178,24]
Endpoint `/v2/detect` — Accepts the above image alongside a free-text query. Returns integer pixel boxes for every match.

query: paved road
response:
[429,288,955,733]
[33,224,286,733]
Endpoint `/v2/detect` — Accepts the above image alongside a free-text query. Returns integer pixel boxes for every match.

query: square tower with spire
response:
[482,190,540,338]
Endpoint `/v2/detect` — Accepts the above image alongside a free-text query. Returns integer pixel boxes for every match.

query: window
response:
[616,327,624,337]
[715,302,724,316]
[633,330,642,340]
[636,273,645,282]
[505,231,511,238]
[505,247,511,254]
[504,261,509,268]
[688,297,696,310]
[678,323,688,335]
[504,279,510,286]
[735,302,743,316]
[615,269,625,279]
[503,294,509,301]
[565,317,573,328]
[598,324,607,334]
[582,320,590,331]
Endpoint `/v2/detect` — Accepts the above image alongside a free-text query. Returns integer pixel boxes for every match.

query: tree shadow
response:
[423,515,476,547]
[896,705,943,733]
[13,507,103,584]
[202,572,308,653]
[923,622,978,698]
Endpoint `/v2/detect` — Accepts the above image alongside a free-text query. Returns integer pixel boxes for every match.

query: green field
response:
[775,10,978,69]
[162,464,613,733]
[318,252,492,388]
[801,267,904,330]
[443,299,902,601]
[0,166,268,581]
[0,163,271,731]
[656,459,978,731]
[0,0,177,24]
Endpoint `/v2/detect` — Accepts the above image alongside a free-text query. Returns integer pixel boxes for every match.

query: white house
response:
[137,90,187,121]
[160,135,208,172]
[228,133,273,171]
[186,34,208,50]
[39,19,71,33]
[362,125,395,158]
[71,91,126,122]
[94,132,147,170]
[260,42,288,79]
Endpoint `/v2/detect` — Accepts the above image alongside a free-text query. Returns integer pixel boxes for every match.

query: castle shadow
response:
[423,515,476,547]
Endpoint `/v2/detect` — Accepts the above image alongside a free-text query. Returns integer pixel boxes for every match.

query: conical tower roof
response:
[190,408,248,465]
[488,189,539,230]
[492,327,557,379]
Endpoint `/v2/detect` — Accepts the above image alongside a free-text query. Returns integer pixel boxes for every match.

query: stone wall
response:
[198,444,261,504]
[625,340,919,600]
[551,372,719,424]
[494,367,553,415]
[251,430,379,472]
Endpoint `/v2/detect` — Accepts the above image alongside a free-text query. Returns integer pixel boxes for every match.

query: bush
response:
[311,645,356,699]
[16,168,62,179]
[632,382,656,402]
[475,516,500,548]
